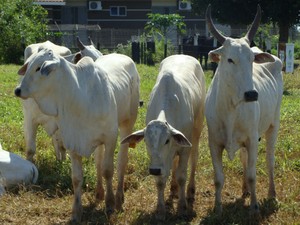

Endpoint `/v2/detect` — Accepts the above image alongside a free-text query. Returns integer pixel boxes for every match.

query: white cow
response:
[0,142,38,196]
[15,49,119,222]
[71,38,141,210]
[205,5,283,215]
[121,55,205,220]
[22,40,71,161]
[93,53,140,210]
[68,38,140,211]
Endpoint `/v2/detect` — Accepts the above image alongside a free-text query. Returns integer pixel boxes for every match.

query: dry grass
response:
[0,63,300,225]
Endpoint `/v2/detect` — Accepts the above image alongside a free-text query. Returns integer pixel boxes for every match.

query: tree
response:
[0,0,48,64]
[145,13,186,58]
[191,0,300,43]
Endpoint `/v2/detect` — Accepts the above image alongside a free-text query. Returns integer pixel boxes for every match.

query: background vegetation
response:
[0,0,47,64]
[0,60,299,224]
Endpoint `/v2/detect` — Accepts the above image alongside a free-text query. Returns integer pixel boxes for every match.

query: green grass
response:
[0,63,300,224]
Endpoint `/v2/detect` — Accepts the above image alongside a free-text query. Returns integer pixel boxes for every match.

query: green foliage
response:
[145,13,186,37]
[294,40,300,60]
[0,0,48,64]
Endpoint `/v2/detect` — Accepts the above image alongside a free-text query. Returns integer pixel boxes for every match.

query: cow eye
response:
[165,139,170,145]
[228,58,235,64]
[36,67,41,72]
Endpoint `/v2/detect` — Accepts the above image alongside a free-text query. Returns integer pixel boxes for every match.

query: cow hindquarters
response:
[69,151,83,223]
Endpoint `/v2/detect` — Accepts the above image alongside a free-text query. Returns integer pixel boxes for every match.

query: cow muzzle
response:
[14,87,22,97]
[149,168,161,176]
[244,90,258,102]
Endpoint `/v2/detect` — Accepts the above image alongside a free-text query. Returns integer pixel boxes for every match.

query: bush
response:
[0,0,48,64]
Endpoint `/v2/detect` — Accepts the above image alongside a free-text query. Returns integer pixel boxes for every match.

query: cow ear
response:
[40,59,59,76]
[169,126,192,147]
[18,63,28,75]
[73,52,82,64]
[121,129,145,148]
[208,46,223,62]
[254,53,275,64]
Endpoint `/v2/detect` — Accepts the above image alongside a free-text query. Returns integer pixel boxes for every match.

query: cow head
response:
[121,120,192,177]
[14,49,60,116]
[206,5,274,104]
[76,36,102,62]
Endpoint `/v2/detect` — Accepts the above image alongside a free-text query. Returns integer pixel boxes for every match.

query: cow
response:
[15,49,120,222]
[0,142,38,196]
[204,5,283,215]
[21,40,71,161]
[93,53,140,210]
[70,38,141,210]
[121,54,205,220]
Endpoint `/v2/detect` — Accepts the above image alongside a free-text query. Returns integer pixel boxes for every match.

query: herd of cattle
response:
[0,5,283,222]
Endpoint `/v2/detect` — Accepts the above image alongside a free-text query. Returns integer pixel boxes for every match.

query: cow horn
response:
[88,36,94,46]
[76,36,85,50]
[206,4,226,45]
[245,5,261,43]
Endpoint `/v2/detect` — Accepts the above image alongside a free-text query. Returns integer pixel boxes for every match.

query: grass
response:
[0,62,300,225]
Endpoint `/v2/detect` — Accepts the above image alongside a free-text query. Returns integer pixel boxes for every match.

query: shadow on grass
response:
[199,197,279,225]
[130,197,197,225]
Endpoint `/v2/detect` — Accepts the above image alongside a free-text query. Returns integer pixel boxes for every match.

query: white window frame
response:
[110,6,127,16]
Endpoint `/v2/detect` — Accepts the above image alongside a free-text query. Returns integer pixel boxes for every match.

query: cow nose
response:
[14,88,21,97]
[149,168,161,176]
[244,90,258,102]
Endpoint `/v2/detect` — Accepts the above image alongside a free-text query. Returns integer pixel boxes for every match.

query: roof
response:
[33,0,66,6]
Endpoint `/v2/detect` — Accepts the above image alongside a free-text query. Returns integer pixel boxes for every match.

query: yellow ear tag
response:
[129,143,136,149]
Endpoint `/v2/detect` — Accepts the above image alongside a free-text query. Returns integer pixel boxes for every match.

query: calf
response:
[121,54,205,220]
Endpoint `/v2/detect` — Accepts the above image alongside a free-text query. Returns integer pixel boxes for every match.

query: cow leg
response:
[24,117,38,162]
[69,151,83,223]
[176,152,189,216]
[246,140,259,214]
[103,141,117,214]
[210,143,224,215]
[116,126,132,211]
[240,147,250,198]
[94,145,105,203]
[51,130,66,161]
[265,124,278,198]
[187,138,199,205]
[170,155,179,199]
[155,176,167,220]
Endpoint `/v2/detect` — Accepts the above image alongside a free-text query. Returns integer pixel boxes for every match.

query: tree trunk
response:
[278,23,289,43]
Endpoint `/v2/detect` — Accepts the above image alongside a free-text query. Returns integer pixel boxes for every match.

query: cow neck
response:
[214,68,244,109]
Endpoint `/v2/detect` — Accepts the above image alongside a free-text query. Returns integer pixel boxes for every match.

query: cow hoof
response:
[214,205,223,216]
[115,192,124,211]
[155,212,166,221]
[249,203,260,217]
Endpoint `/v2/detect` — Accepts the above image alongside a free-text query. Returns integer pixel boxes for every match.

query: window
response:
[110,6,127,16]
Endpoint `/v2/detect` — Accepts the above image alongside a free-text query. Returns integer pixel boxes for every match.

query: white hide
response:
[21,41,70,161]
[94,53,140,210]
[0,143,38,196]
[205,5,283,215]
[122,54,205,219]
[15,49,119,222]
